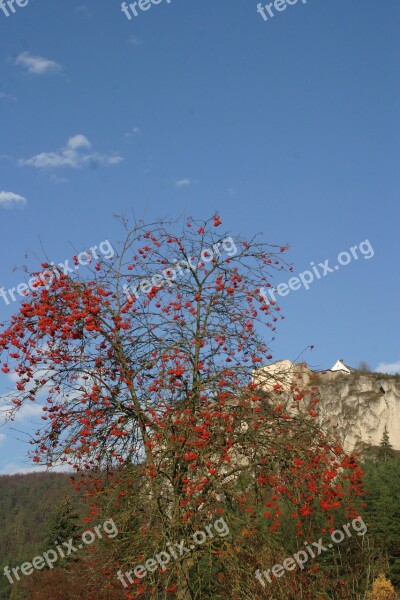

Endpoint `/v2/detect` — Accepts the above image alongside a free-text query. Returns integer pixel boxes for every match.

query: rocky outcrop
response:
[316,371,400,453]
[253,362,400,453]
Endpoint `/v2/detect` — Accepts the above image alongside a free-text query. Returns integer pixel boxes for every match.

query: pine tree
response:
[41,496,81,567]
[378,426,395,462]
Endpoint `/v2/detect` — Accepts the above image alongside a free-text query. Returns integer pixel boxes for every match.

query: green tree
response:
[42,496,81,567]
[378,426,395,462]
[363,455,400,587]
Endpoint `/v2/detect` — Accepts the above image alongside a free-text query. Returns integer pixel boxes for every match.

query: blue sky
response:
[0,0,399,473]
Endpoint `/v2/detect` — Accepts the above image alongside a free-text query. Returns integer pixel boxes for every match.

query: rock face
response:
[253,361,400,453]
[316,371,400,453]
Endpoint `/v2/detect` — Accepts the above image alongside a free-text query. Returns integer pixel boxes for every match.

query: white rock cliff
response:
[253,361,400,453]
[317,372,400,453]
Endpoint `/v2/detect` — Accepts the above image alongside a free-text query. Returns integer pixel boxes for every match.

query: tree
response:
[358,360,372,373]
[0,215,365,599]
[366,573,397,600]
[363,455,400,588]
[42,495,81,565]
[378,426,395,462]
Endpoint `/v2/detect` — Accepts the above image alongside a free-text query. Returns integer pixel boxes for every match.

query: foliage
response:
[41,495,81,565]
[0,216,367,599]
[0,472,76,600]
[363,454,400,588]
[377,426,395,463]
[366,574,397,600]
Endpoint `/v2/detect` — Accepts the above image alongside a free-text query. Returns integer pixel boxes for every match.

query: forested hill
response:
[0,472,74,600]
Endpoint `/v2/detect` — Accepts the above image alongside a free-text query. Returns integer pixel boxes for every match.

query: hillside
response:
[0,473,77,600]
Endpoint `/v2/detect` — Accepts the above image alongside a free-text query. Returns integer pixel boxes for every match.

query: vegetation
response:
[366,574,397,600]
[0,472,77,600]
[0,216,398,599]
[358,361,372,373]
[363,453,400,588]
[1,454,399,599]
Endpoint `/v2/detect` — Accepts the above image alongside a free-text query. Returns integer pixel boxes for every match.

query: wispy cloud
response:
[128,35,142,47]
[15,51,62,76]
[0,191,27,209]
[0,396,44,425]
[376,360,400,375]
[19,135,123,170]
[1,403,44,423]
[0,434,6,447]
[0,92,17,102]
[49,174,69,184]
[76,5,92,17]
[175,178,191,187]
[124,126,141,143]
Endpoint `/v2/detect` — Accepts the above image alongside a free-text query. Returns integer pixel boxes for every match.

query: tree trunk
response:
[176,560,193,600]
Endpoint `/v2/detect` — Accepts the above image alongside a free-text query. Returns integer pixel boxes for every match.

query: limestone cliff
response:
[314,371,400,453]
[253,361,400,453]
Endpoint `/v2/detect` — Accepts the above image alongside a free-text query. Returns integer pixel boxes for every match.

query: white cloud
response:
[15,403,44,421]
[15,52,62,76]
[0,191,27,209]
[0,367,54,426]
[0,462,71,475]
[0,463,44,475]
[0,433,6,447]
[376,360,400,375]
[67,134,91,151]
[19,135,123,170]
[175,178,191,187]
[0,402,44,425]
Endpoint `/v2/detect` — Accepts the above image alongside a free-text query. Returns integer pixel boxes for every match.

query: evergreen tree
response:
[41,496,81,567]
[378,426,395,462]
[363,455,400,587]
